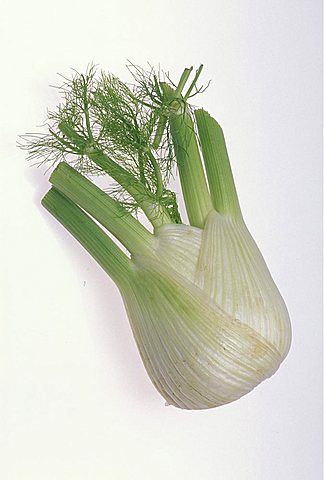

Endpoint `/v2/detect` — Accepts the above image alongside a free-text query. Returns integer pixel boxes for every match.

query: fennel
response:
[22,64,291,409]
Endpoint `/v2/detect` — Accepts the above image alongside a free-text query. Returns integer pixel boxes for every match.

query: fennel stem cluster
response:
[22,64,291,410]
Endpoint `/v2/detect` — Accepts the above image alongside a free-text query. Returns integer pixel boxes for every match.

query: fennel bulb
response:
[23,64,291,409]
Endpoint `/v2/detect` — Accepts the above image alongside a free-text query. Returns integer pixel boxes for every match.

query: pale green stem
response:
[183,65,203,100]
[152,115,168,149]
[169,111,213,228]
[160,84,213,228]
[195,109,242,218]
[152,66,200,150]
[152,67,193,149]
[42,188,133,287]
[49,162,155,255]
[58,121,172,228]
[146,150,163,198]
[81,75,94,142]
[174,67,193,97]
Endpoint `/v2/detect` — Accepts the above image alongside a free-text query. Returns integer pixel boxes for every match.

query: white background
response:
[0,1,322,479]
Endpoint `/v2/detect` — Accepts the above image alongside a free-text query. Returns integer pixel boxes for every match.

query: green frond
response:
[21,63,211,226]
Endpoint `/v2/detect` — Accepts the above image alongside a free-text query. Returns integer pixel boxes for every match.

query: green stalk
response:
[152,66,200,149]
[160,84,213,228]
[174,67,193,97]
[169,111,213,228]
[152,115,168,149]
[80,74,94,142]
[49,162,155,256]
[146,150,163,198]
[42,188,133,286]
[183,65,203,101]
[58,122,172,228]
[195,109,242,218]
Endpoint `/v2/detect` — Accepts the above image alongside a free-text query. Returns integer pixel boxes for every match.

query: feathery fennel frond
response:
[21,65,185,223]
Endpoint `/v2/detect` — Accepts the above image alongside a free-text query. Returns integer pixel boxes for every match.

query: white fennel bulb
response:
[123,210,291,409]
[25,64,292,410]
